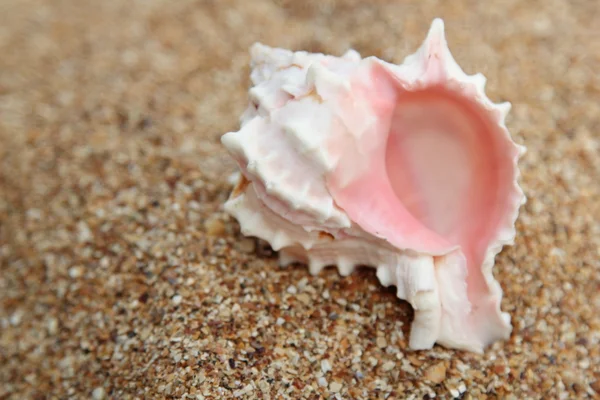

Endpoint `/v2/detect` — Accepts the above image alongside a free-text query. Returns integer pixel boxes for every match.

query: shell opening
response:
[385,87,496,239]
[383,85,515,297]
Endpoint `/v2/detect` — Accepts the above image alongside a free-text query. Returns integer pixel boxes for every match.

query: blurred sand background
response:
[0,0,599,398]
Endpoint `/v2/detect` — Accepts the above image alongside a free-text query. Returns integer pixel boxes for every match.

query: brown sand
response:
[1,0,599,399]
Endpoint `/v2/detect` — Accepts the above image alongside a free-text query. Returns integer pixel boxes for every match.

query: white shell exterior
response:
[222,19,526,353]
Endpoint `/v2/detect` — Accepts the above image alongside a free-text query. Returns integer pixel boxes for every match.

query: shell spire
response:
[222,19,526,353]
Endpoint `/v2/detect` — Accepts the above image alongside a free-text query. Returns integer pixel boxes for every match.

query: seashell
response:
[221,19,526,353]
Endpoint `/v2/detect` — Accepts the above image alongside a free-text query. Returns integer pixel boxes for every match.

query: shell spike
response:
[342,49,361,62]
[497,101,512,122]
[337,257,355,276]
[376,265,395,287]
[425,18,447,51]
[250,42,271,56]
[270,231,288,251]
[308,258,326,275]
[221,130,242,153]
[416,18,454,83]
[471,72,487,92]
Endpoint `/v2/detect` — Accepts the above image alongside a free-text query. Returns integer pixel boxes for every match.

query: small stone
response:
[233,384,253,397]
[297,277,309,289]
[204,216,225,236]
[339,337,350,353]
[100,257,110,268]
[321,359,332,373]
[286,285,298,294]
[329,381,342,392]
[560,369,581,386]
[68,266,84,278]
[335,298,347,306]
[381,361,395,372]
[317,377,328,387]
[47,318,59,335]
[258,380,270,392]
[407,354,424,367]
[423,362,447,384]
[26,208,42,220]
[92,387,105,400]
[77,221,93,242]
[24,373,36,385]
[396,382,405,394]
[376,336,387,348]
[172,295,182,305]
[276,317,285,325]
[9,310,23,326]
[493,363,507,375]
[297,293,311,305]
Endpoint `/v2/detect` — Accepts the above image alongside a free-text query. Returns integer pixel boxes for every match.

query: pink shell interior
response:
[327,61,518,343]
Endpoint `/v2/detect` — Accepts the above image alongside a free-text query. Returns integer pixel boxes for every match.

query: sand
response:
[1,0,599,399]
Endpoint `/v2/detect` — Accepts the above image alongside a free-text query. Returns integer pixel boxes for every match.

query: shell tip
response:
[309,260,325,275]
[498,101,512,118]
[220,131,238,150]
[417,18,452,81]
[337,258,355,276]
[472,73,487,91]
[343,49,361,61]
[250,42,268,55]
[426,18,447,44]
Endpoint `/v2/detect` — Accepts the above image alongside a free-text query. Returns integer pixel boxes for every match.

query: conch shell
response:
[221,19,526,353]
